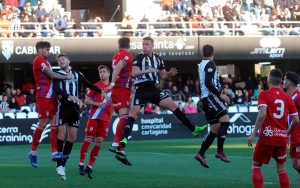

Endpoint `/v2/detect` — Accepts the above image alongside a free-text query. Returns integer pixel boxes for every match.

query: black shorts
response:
[56,100,80,128]
[201,94,228,124]
[132,86,170,106]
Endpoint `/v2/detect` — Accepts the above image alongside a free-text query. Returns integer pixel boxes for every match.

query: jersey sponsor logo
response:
[2,40,14,60]
[124,56,129,60]
[263,126,274,137]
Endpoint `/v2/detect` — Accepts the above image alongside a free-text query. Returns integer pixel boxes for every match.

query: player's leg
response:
[252,143,273,188]
[28,118,48,168]
[158,96,207,136]
[275,146,289,188]
[215,114,230,163]
[252,161,263,188]
[290,144,300,174]
[62,125,78,166]
[195,122,219,168]
[56,123,67,180]
[110,108,129,155]
[120,105,141,147]
[50,115,59,161]
[79,119,96,175]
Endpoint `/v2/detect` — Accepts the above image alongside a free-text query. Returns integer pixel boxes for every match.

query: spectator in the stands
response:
[5,0,18,7]
[183,96,197,114]
[0,14,11,38]
[171,85,186,101]
[85,16,103,37]
[34,2,47,22]
[48,4,61,21]
[21,2,34,18]
[0,95,10,113]
[20,13,37,37]
[27,0,38,7]
[161,0,174,12]
[153,106,162,115]
[22,76,34,94]
[15,88,26,107]
[137,14,149,36]
[9,97,20,113]
[182,85,192,102]
[235,89,246,104]
[26,88,36,111]
[1,80,12,94]
[18,0,26,11]
[144,102,153,114]
[10,12,21,37]
[223,84,235,105]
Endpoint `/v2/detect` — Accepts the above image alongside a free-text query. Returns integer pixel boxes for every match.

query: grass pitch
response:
[0,138,299,188]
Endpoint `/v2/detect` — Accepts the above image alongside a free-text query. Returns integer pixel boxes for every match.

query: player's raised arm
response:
[44,67,72,80]
[77,71,102,94]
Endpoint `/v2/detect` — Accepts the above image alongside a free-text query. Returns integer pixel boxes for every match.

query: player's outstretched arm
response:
[44,67,72,80]
[248,106,267,147]
[77,71,102,94]
[85,96,105,108]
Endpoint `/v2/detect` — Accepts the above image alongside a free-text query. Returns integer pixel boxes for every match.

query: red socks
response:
[88,141,102,167]
[278,170,290,188]
[113,115,128,143]
[31,124,45,152]
[50,125,58,154]
[252,165,263,188]
[79,137,93,164]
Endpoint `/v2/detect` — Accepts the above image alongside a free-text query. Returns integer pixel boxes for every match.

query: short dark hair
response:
[98,65,110,72]
[118,37,130,48]
[143,36,154,44]
[285,71,299,86]
[202,44,214,57]
[57,53,70,60]
[35,41,51,51]
[269,68,283,85]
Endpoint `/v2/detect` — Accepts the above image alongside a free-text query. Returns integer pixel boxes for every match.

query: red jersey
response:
[87,81,112,122]
[290,89,300,144]
[33,55,56,99]
[258,87,297,146]
[112,49,133,88]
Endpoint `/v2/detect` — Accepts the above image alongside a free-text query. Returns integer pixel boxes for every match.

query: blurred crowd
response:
[121,0,300,36]
[0,73,267,116]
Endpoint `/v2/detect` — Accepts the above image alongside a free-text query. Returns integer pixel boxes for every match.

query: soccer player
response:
[283,71,300,174]
[53,53,103,180]
[106,37,133,160]
[79,65,113,179]
[248,69,299,188]
[118,36,208,164]
[29,41,72,168]
[195,44,231,168]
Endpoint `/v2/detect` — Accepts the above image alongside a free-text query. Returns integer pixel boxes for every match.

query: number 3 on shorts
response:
[273,99,284,119]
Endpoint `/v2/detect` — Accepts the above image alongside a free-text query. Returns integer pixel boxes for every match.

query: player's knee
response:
[67,134,77,143]
[95,137,104,144]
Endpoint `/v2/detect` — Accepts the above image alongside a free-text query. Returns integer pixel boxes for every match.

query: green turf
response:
[0,138,299,188]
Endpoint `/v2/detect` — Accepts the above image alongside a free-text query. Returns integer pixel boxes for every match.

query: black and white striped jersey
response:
[133,52,165,87]
[53,69,102,101]
[198,59,222,99]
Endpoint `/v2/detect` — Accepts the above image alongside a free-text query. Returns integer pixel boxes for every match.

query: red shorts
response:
[253,142,287,164]
[37,98,58,119]
[85,119,110,139]
[112,88,131,110]
[290,143,300,159]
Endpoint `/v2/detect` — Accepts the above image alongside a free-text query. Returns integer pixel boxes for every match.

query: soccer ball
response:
[54,18,68,31]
